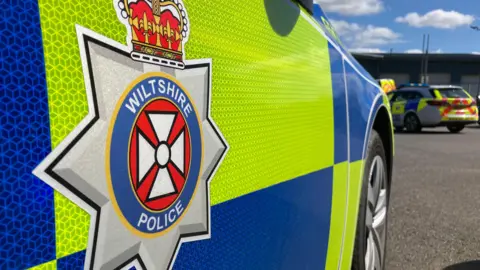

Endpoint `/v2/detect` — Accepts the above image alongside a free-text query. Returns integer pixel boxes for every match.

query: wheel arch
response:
[372,105,394,186]
[403,110,419,122]
[347,101,394,270]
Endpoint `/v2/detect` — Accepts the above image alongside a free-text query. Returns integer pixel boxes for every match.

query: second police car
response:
[1,0,395,270]
[388,83,479,133]
[377,78,396,94]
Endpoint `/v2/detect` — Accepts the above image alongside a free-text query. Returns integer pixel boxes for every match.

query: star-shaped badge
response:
[33,25,228,270]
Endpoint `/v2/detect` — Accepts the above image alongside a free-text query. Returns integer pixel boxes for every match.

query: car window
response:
[433,88,470,98]
[396,94,407,102]
[427,89,437,98]
[392,91,421,102]
[391,93,405,102]
[410,91,423,100]
[402,91,422,100]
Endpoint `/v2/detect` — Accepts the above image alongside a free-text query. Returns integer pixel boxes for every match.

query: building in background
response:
[352,53,480,97]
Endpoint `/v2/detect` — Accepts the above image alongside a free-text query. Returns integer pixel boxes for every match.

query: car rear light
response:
[427,100,447,106]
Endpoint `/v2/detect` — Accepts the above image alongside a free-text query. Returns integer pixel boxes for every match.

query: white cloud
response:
[473,52,480,55]
[395,9,475,29]
[405,48,443,53]
[314,0,384,16]
[405,49,423,53]
[349,48,385,53]
[330,20,402,48]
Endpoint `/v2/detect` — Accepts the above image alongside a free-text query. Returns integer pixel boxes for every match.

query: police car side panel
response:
[0,1,339,270]
[391,96,442,127]
[0,1,57,269]
[404,99,421,124]
[391,100,407,126]
[324,42,350,270]
[177,3,343,269]
[340,62,386,270]
[0,1,391,270]
[417,105,442,126]
[313,6,391,270]
[404,99,420,112]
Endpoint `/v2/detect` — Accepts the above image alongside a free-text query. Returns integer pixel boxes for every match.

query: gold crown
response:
[120,0,189,69]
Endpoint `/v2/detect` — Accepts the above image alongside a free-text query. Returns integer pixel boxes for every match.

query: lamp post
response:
[470,25,480,99]
[425,34,430,83]
[420,34,430,83]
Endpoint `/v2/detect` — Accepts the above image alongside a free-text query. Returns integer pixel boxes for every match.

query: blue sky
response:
[315,0,480,54]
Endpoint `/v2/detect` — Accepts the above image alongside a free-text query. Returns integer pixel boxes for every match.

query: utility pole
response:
[424,34,430,84]
[420,34,425,83]
[470,25,480,97]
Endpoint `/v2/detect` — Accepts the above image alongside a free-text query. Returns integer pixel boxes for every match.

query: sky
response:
[314,0,480,54]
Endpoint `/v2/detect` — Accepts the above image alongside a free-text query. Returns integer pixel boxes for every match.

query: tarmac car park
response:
[388,84,478,133]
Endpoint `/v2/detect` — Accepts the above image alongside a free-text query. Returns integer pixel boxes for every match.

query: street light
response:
[420,34,430,83]
[469,25,480,98]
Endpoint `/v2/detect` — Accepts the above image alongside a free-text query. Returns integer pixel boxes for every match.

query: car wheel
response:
[446,124,464,133]
[351,130,390,270]
[404,113,421,133]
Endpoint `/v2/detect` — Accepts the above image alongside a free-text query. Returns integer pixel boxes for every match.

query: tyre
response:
[446,124,464,133]
[351,130,390,270]
[404,113,421,133]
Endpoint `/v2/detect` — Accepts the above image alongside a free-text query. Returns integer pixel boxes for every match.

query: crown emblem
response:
[116,0,189,69]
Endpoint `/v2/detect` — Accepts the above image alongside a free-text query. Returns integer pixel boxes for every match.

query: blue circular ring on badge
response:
[107,73,202,235]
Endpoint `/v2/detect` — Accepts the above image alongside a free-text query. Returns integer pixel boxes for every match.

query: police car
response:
[476,94,480,124]
[377,78,396,94]
[1,0,394,270]
[389,83,478,133]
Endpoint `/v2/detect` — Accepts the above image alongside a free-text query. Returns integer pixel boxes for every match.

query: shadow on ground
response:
[394,131,454,135]
[443,260,480,270]
[466,124,480,129]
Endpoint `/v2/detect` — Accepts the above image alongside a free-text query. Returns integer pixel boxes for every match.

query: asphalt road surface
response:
[385,125,480,270]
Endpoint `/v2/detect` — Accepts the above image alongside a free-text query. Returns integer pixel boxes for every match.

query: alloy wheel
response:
[405,115,418,132]
[364,156,388,270]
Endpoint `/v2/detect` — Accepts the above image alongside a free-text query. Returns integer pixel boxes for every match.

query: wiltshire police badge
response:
[107,72,203,236]
[33,0,228,269]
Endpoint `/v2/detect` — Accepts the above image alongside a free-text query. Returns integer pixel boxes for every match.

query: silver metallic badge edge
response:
[32,24,229,270]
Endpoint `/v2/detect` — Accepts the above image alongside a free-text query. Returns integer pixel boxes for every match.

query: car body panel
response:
[431,89,478,122]
[417,105,443,126]
[0,1,393,269]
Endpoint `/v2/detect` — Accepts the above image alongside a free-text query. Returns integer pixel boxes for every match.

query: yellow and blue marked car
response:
[377,79,396,94]
[389,83,478,133]
[1,0,394,269]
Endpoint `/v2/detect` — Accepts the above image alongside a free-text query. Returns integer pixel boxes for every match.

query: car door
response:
[391,92,408,126]
[404,91,424,113]
[314,3,393,270]
[319,18,351,270]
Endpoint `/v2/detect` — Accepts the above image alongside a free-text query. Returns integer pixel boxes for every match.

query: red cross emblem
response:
[128,99,191,211]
